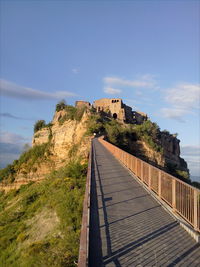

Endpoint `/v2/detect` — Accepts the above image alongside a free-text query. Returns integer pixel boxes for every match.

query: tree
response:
[56,100,66,112]
[34,120,46,133]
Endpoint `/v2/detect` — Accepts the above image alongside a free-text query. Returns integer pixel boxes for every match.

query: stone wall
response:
[75,101,91,108]
[93,98,147,124]
[93,98,125,121]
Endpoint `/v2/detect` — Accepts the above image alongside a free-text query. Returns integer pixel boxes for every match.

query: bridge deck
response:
[89,139,200,266]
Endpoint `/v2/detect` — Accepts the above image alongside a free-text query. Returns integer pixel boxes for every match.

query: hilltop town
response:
[75,98,147,124]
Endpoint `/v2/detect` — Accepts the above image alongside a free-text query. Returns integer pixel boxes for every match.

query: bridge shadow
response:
[89,154,103,266]
[89,140,200,267]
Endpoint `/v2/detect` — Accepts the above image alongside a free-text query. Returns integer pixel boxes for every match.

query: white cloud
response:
[0,112,34,120]
[162,83,200,122]
[0,131,30,144]
[0,131,31,168]
[165,83,200,109]
[181,145,200,157]
[103,74,158,89]
[104,87,122,95]
[72,68,80,74]
[0,79,78,100]
[161,108,186,122]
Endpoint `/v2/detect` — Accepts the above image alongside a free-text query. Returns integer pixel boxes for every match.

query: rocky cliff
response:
[33,110,90,163]
[0,100,189,188]
[0,107,91,187]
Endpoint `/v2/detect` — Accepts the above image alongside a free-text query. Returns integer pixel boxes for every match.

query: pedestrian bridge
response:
[78,138,200,267]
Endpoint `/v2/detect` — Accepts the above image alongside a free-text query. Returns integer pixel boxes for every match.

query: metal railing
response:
[78,143,92,267]
[99,138,200,233]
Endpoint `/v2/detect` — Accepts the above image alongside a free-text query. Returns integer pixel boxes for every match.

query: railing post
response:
[158,171,161,197]
[194,190,198,231]
[141,161,144,181]
[148,165,151,188]
[136,159,138,177]
[172,179,176,211]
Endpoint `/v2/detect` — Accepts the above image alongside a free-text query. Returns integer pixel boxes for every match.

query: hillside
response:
[0,103,91,187]
[0,103,91,266]
[0,161,87,266]
[0,99,190,187]
[0,98,198,266]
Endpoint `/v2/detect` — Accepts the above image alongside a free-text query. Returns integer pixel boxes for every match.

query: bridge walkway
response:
[89,138,200,266]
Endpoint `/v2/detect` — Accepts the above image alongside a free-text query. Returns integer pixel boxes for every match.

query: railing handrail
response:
[78,141,93,267]
[102,140,200,193]
[99,138,200,233]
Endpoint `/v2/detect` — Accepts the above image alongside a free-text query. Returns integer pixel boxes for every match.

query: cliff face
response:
[2,110,91,185]
[127,131,188,176]
[161,133,184,167]
[33,110,90,161]
[0,100,189,188]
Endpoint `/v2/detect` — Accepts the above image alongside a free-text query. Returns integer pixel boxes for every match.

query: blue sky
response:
[0,0,199,178]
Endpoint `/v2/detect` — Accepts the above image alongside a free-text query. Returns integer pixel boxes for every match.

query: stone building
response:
[75,100,91,108]
[93,98,147,124]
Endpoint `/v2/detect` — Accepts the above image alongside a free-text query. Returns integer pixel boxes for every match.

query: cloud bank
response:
[103,74,157,89]
[0,79,77,100]
[0,131,31,169]
[103,74,158,96]
[161,83,200,122]
[0,112,34,120]
[103,87,122,95]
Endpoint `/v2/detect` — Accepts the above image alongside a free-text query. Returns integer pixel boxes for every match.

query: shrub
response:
[65,105,77,120]
[68,144,79,158]
[104,120,132,150]
[85,114,104,135]
[133,120,163,153]
[56,100,66,112]
[176,170,189,180]
[34,120,46,133]
[0,165,15,183]
[59,105,86,125]
[75,106,86,121]
[0,143,50,183]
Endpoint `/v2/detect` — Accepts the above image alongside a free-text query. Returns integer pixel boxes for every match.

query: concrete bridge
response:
[78,138,200,267]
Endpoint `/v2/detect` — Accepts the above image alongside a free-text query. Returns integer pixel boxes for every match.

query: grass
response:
[0,160,87,267]
[58,105,86,125]
[0,143,51,183]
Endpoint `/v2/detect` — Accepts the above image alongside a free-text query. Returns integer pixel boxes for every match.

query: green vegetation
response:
[56,100,67,112]
[58,105,86,125]
[85,113,104,135]
[0,160,87,266]
[175,170,189,180]
[34,120,53,133]
[55,100,87,125]
[34,120,46,133]
[133,120,163,153]
[68,144,79,158]
[86,114,163,153]
[104,120,131,150]
[0,143,51,183]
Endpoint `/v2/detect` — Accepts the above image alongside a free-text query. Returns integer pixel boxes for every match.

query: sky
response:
[0,0,200,180]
